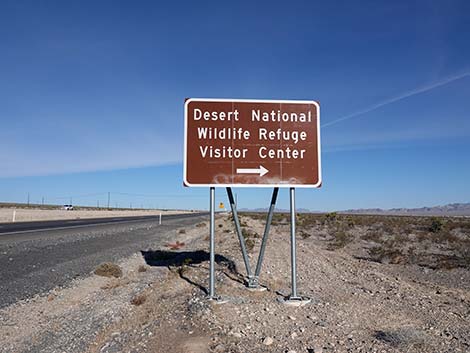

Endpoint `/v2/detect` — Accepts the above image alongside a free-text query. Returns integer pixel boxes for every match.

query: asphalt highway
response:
[0,214,201,235]
[0,212,208,308]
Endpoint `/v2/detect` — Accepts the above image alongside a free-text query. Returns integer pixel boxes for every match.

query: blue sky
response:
[0,0,469,211]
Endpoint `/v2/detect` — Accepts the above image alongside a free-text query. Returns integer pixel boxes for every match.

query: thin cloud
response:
[322,71,470,128]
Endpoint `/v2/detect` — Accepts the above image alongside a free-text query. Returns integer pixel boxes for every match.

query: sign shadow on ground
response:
[140,250,243,294]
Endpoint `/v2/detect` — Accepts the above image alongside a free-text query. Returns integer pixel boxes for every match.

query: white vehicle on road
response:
[62,205,74,210]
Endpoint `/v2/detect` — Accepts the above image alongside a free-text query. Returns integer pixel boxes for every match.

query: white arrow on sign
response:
[236,165,269,177]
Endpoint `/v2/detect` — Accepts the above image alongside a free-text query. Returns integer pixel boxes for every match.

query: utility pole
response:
[107,192,110,209]
[130,202,132,209]
[42,197,44,206]
[70,197,72,205]
[97,200,100,208]
[27,192,30,206]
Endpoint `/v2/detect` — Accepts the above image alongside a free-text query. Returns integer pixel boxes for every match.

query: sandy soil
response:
[1,214,469,353]
[0,208,193,223]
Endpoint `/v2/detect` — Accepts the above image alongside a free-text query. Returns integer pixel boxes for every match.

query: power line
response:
[113,192,206,198]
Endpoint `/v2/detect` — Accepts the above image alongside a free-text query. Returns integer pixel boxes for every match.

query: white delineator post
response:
[12,209,16,222]
[159,212,162,225]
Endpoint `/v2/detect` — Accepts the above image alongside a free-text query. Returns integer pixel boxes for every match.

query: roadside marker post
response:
[159,212,162,225]
[184,98,321,304]
[12,209,16,222]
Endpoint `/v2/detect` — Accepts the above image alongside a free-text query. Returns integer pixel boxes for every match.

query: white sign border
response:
[184,98,322,188]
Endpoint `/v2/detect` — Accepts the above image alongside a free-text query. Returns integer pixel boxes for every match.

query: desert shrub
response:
[238,217,249,227]
[242,228,258,239]
[379,223,396,235]
[328,230,351,249]
[241,228,259,251]
[131,294,147,306]
[361,232,383,243]
[245,238,255,251]
[324,212,338,223]
[196,222,206,228]
[300,230,311,239]
[346,216,355,228]
[368,246,405,264]
[94,262,123,278]
[138,265,147,272]
[416,231,429,242]
[393,233,408,243]
[178,228,186,234]
[429,217,443,233]
[436,231,460,243]
[271,213,286,225]
[296,213,305,226]
[176,258,193,276]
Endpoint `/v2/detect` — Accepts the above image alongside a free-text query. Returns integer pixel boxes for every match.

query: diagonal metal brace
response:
[226,187,279,288]
[249,187,279,287]
[226,187,253,281]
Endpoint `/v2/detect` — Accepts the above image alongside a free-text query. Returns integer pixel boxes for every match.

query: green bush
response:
[429,217,443,233]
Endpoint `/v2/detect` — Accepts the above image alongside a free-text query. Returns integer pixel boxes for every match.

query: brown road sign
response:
[184,98,321,187]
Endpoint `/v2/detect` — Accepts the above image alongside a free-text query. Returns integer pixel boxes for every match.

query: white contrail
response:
[322,71,470,128]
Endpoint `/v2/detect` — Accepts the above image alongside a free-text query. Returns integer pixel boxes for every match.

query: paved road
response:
[0,214,197,235]
[0,213,208,309]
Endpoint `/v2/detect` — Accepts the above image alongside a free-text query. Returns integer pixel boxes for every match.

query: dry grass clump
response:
[368,246,406,265]
[241,228,259,251]
[374,328,427,348]
[178,228,186,234]
[138,265,147,273]
[195,222,206,228]
[94,262,123,278]
[270,213,288,225]
[360,232,383,243]
[130,293,147,306]
[328,230,352,249]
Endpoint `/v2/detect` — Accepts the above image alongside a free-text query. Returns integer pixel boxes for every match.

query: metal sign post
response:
[209,187,216,299]
[289,187,300,300]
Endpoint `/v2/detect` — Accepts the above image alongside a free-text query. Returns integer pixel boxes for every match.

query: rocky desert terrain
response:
[1,212,469,353]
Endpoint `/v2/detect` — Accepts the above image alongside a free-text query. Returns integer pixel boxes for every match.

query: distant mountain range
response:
[240,203,470,216]
[340,203,470,216]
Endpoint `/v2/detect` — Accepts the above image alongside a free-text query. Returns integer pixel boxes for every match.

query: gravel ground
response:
[0,213,469,353]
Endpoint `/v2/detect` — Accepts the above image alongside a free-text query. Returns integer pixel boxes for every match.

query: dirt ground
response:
[0,208,192,223]
[0,213,469,353]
